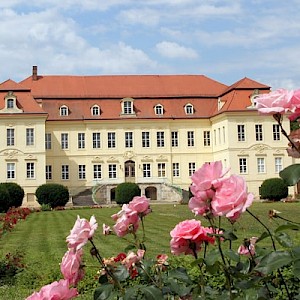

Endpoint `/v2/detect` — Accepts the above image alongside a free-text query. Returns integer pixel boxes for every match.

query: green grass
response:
[0,202,299,299]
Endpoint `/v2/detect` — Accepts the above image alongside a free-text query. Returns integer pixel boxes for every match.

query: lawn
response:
[0,202,299,299]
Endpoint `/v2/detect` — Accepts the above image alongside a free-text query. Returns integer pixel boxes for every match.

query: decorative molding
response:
[107,156,119,163]
[123,151,135,159]
[92,156,104,163]
[141,155,153,162]
[156,155,168,162]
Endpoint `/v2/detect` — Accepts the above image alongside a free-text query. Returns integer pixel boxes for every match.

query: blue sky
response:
[0,0,299,89]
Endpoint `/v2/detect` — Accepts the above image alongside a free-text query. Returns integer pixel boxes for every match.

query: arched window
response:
[60,105,69,116]
[91,105,100,116]
[121,98,135,115]
[185,103,194,115]
[7,99,14,109]
[155,104,164,115]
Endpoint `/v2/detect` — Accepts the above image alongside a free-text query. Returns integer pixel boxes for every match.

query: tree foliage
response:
[115,182,141,205]
[260,178,288,201]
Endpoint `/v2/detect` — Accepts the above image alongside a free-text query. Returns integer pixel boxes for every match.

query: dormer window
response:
[155,104,164,115]
[185,103,194,115]
[248,89,260,109]
[7,99,14,109]
[121,98,135,116]
[91,105,100,116]
[60,105,69,116]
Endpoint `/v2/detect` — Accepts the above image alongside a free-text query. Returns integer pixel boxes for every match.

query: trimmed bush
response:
[0,183,24,212]
[260,177,288,201]
[115,182,141,205]
[35,184,69,209]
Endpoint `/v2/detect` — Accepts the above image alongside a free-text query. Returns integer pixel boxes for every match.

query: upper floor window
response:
[93,132,101,149]
[108,132,116,148]
[7,99,14,109]
[143,163,151,178]
[61,133,69,149]
[7,128,15,146]
[78,133,85,149]
[94,165,102,179]
[0,92,23,113]
[171,131,178,147]
[157,131,165,147]
[158,163,166,178]
[172,163,180,177]
[142,132,150,148]
[125,132,133,148]
[273,124,280,141]
[45,133,51,150]
[255,124,263,141]
[155,104,164,115]
[257,157,266,173]
[239,158,248,174]
[78,165,86,180]
[46,165,52,180]
[275,157,283,173]
[121,98,135,115]
[189,162,196,176]
[26,162,35,179]
[91,105,100,116]
[109,164,117,179]
[7,163,15,179]
[203,131,211,146]
[187,131,194,147]
[237,125,245,141]
[185,104,194,115]
[26,128,34,146]
[60,105,69,116]
[61,165,69,180]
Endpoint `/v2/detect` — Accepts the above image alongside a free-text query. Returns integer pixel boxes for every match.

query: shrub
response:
[260,177,288,201]
[115,182,141,205]
[0,183,24,212]
[35,184,69,209]
[0,185,10,213]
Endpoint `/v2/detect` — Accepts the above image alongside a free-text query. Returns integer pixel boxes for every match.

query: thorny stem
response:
[246,209,292,300]
[276,215,300,225]
[89,238,123,291]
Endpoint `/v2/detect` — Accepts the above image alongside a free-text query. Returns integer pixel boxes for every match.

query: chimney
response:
[32,66,38,81]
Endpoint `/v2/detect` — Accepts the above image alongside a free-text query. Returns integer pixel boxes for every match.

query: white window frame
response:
[158,163,166,178]
[122,100,133,114]
[187,131,194,147]
[46,165,52,180]
[7,128,15,146]
[45,133,51,150]
[255,124,263,141]
[275,157,283,173]
[78,165,86,180]
[171,131,178,147]
[157,131,165,147]
[239,158,248,174]
[93,165,102,179]
[61,133,69,149]
[185,104,194,115]
[189,162,196,176]
[273,124,280,141]
[125,132,133,148]
[109,164,117,179]
[155,104,164,115]
[7,98,14,109]
[60,105,69,116]
[143,163,151,178]
[91,105,100,116]
[257,157,266,173]
[61,165,69,180]
[142,131,150,148]
[203,130,210,146]
[237,125,245,142]
[26,162,35,179]
[78,133,85,149]
[172,163,180,177]
[93,132,101,149]
[26,128,34,146]
[108,132,116,148]
[7,163,15,179]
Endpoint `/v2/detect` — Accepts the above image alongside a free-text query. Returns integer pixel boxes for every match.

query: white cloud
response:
[118,8,160,26]
[156,41,198,59]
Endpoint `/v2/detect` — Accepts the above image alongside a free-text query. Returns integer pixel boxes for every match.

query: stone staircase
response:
[72,188,96,207]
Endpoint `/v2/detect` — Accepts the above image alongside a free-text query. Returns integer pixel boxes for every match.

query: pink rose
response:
[238,238,257,256]
[61,249,84,286]
[26,279,78,300]
[128,196,151,217]
[201,227,223,245]
[113,210,139,237]
[66,215,98,250]
[211,175,254,221]
[122,249,145,269]
[102,223,112,235]
[156,254,168,265]
[170,219,205,256]
[255,88,294,115]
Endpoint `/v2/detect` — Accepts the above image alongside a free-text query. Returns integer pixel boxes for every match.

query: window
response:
[189,162,196,176]
[187,131,194,147]
[273,124,280,141]
[158,163,166,177]
[26,128,34,146]
[143,164,151,178]
[155,104,163,115]
[109,164,117,179]
[172,163,180,177]
[26,162,35,179]
[61,133,69,149]
[93,132,101,149]
[275,157,283,173]
[185,104,194,115]
[7,99,14,109]
[60,105,68,116]
[203,131,211,146]
[214,129,216,145]
[93,165,102,179]
[123,100,133,114]
[237,125,245,141]
[255,124,263,141]
[125,132,133,148]
[108,132,116,148]
[61,165,69,180]
[45,133,51,150]
[78,165,86,180]
[239,158,247,174]
[171,131,178,147]
[142,132,150,148]
[78,133,85,149]
[7,128,15,146]
[223,126,226,144]
[257,158,265,173]
[157,131,165,147]
[91,105,100,116]
[7,163,15,179]
[46,165,52,180]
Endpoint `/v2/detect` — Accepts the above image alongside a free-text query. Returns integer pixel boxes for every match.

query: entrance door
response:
[125,160,135,182]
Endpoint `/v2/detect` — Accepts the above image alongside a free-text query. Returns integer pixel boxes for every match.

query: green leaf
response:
[94,284,114,300]
[205,249,220,266]
[224,249,240,262]
[168,267,192,283]
[279,164,300,186]
[124,244,136,253]
[141,285,164,300]
[293,259,300,279]
[114,265,130,282]
[124,287,138,300]
[275,224,300,232]
[255,251,293,274]
[257,231,271,242]
[275,232,293,248]
[222,230,238,241]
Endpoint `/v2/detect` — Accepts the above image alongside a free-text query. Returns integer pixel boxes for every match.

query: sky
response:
[0,0,299,90]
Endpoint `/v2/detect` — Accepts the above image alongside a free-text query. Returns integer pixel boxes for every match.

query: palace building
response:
[0,66,293,206]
